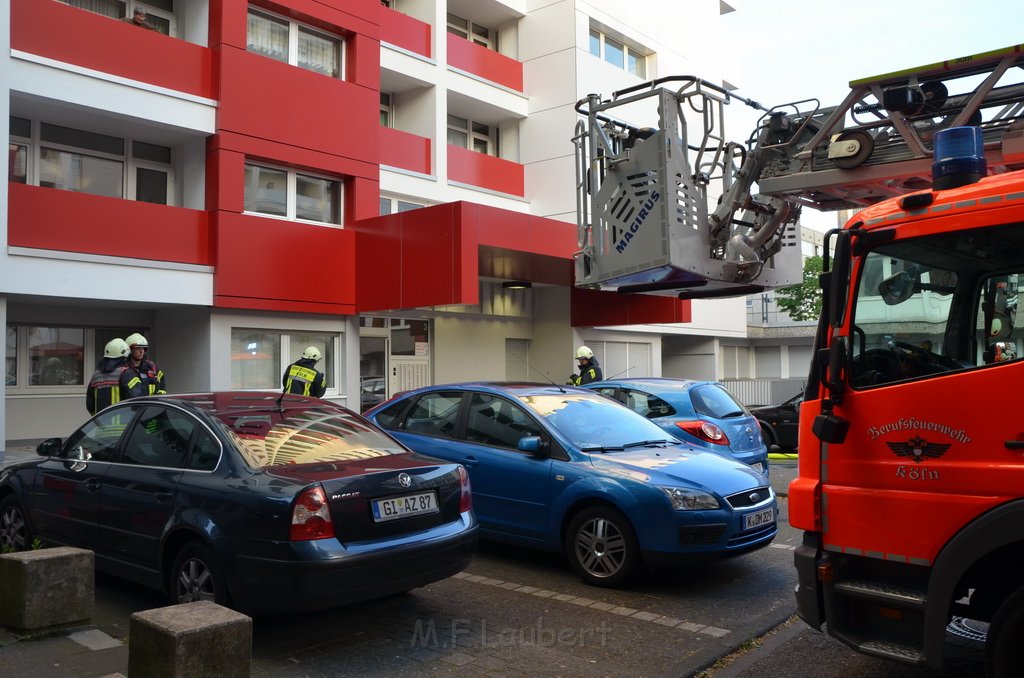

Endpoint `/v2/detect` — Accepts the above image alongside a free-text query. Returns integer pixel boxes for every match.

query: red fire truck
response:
[573,46,1024,674]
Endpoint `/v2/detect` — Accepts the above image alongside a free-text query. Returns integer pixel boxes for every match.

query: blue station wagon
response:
[366,382,777,587]
[583,378,769,473]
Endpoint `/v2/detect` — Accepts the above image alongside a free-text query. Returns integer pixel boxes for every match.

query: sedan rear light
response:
[291,485,335,541]
[458,466,472,513]
[676,420,730,446]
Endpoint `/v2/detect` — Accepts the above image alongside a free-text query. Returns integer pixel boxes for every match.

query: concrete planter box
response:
[0,546,93,632]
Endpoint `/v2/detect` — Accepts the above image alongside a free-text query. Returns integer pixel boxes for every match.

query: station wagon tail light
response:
[291,485,334,541]
[676,420,729,445]
[458,466,472,513]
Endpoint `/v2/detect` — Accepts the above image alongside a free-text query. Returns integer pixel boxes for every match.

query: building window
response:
[10,117,173,204]
[59,1,174,36]
[379,196,426,215]
[244,163,342,225]
[247,8,343,79]
[5,326,161,394]
[447,115,495,156]
[380,93,393,127]
[447,13,494,50]
[588,28,647,78]
[230,329,338,391]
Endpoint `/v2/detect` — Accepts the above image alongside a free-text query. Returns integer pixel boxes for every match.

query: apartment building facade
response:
[2,0,758,444]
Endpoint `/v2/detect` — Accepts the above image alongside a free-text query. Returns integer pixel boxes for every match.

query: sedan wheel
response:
[171,543,229,606]
[566,506,640,587]
[0,496,31,551]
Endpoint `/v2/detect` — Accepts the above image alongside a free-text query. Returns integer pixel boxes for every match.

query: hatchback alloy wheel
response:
[566,506,640,587]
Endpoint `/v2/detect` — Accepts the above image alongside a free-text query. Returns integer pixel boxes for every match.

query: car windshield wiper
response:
[580,445,625,453]
[720,410,746,418]
[621,440,674,449]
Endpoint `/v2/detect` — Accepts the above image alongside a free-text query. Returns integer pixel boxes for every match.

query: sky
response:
[718,0,1024,229]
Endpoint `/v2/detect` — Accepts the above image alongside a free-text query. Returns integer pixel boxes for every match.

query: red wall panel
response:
[380,128,432,175]
[381,7,432,57]
[8,184,211,265]
[447,34,523,92]
[448,146,524,197]
[470,205,576,258]
[571,288,692,327]
[354,204,472,312]
[217,49,379,169]
[214,212,356,313]
[12,0,213,99]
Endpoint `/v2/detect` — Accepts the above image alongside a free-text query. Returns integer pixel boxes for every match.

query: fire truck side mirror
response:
[879,270,916,305]
[827,231,852,329]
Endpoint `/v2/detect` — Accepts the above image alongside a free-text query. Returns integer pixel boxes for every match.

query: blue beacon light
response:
[932,126,986,190]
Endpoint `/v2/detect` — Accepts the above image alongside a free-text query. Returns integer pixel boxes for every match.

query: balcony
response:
[381,128,432,175]
[447,145,524,197]
[8,183,211,266]
[380,6,431,59]
[11,0,213,100]
[447,33,523,92]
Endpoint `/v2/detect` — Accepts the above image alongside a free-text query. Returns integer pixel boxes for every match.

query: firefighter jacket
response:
[568,357,603,386]
[129,357,167,395]
[282,358,327,397]
[86,357,144,415]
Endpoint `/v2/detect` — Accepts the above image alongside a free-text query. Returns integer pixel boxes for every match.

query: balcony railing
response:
[381,128,432,175]
[447,145,524,196]
[11,0,213,99]
[380,6,432,58]
[8,183,211,265]
[446,33,523,91]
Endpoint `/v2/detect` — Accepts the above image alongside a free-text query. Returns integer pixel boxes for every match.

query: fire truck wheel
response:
[986,585,1024,677]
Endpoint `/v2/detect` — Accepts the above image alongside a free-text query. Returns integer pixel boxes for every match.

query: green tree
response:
[774,255,823,321]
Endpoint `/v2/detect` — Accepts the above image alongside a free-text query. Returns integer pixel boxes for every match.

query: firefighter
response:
[568,345,603,385]
[86,338,144,415]
[283,346,327,397]
[125,332,167,395]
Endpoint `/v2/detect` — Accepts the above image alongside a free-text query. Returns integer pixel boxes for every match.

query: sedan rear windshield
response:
[218,409,407,468]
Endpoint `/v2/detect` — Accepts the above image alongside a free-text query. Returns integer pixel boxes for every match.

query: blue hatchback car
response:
[366,383,776,587]
[582,378,769,473]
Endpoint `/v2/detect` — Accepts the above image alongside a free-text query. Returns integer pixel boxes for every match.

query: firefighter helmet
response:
[302,346,322,361]
[576,345,594,360]
[125,332,148,348]
[104,338,130,359]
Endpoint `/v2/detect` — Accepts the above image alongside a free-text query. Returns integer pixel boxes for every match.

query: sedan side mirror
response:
[36,437,63,457]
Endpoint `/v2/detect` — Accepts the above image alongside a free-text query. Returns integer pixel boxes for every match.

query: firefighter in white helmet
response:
[568,345,603,385]
[125,332,167,395]
[86,338,144,415]
[282,346,327,397]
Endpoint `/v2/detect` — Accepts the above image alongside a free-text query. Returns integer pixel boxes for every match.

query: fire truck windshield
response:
[848,223,1023,388]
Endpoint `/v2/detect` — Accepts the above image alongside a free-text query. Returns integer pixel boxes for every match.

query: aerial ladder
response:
[572,44,1024,299]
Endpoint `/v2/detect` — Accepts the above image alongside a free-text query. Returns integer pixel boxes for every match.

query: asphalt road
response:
[0,453,989,676]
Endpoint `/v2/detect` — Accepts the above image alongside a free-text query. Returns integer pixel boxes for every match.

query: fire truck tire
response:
[986,584,1024,677]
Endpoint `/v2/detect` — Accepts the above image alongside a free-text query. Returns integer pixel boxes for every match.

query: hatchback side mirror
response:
[518,436,548,457]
